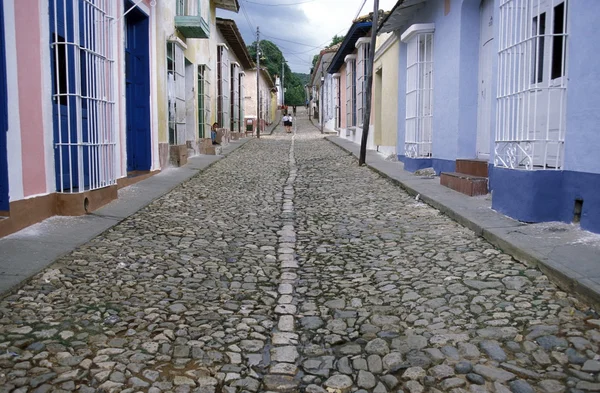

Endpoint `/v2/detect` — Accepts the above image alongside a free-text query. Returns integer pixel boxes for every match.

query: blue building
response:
[380,0,600,234]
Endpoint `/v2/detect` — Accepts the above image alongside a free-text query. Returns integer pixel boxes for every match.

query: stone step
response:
[440,172,488,197]
[456,159,489,177]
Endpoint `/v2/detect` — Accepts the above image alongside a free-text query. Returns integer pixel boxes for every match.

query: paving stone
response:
[0,115,598,393]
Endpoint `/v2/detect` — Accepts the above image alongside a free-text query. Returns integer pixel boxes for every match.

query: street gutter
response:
[326,135,600,312]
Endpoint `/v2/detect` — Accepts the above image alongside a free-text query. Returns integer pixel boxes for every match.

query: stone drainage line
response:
[263,130,301,391]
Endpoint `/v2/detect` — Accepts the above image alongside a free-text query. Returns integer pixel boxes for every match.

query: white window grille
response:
[402,24,434,158]
[176,0,199,16]
[356,38,370,127]
[230,63,239,132]
[239,72,245,129]
[217,44,230,129]
[197,64,210,139]
[167,41,186,145]
[345,55,357,129]
[496,0,568,170]
[333,73,341,129]
[51,0,116,193]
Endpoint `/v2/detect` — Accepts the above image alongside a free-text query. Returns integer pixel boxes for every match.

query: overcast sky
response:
[217,0,398,74]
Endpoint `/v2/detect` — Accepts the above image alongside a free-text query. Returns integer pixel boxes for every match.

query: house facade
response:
[327,18,377,150]
[244,68,276,134]
[310,49,336,131]
[372,31,399,157]
[0,0,244,238]
[381,0,600,233]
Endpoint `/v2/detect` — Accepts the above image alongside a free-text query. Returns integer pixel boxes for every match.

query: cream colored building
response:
[373,31,400,157]
[244,68,276,134]
[154,0,240,166]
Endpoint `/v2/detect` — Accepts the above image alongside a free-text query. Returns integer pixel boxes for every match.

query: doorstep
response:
[325,136,600,311]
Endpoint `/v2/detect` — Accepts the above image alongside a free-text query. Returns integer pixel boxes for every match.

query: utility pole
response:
[359,0,379,165]
[320,60,324,133]
[281,61,285,108]
[256,26,261,139]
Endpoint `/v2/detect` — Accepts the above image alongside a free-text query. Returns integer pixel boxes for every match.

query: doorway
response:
[125,2,151,172]
[476,0,494,159]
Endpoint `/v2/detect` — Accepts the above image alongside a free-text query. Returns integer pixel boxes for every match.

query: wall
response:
[563,0,600,175]
[373,32,399,153]
[394,0,470,173]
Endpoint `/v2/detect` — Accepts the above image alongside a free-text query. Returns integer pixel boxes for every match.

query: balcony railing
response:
[175,0,210,39]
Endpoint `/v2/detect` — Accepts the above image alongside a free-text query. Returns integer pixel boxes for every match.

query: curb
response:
[324,136,600,312]
[0,139,253,300]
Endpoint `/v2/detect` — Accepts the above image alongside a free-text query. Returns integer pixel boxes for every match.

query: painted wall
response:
[563,0,600,175]
[15,0,47,197]
[243,69,272,122]
[373,32,399,152]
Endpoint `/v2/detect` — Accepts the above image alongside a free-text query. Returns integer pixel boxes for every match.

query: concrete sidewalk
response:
[0,138,252,296]
[326,136,600,311]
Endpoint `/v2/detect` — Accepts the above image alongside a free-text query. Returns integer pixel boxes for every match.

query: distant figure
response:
[292,105,297,116]
[305,99,309,109]
[283,114,292,133]
[211,122,219,145]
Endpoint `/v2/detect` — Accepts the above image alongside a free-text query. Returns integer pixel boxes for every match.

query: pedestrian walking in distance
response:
[292,105,297,116]
[283,113,292,133]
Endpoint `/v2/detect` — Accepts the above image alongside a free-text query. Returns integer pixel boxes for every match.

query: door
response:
[125,3,151,172]
[476,0,494,159]
[0,0,8,211]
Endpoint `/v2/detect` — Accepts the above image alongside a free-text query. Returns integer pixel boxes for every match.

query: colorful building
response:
[244,67,276,134]
[381,0,600,233]
[0,0,247,238]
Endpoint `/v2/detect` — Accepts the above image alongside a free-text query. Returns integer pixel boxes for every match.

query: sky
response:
[217,0,398,74]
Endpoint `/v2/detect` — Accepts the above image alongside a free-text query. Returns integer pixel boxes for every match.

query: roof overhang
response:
[378,0,428,34]
[254,68,275,89]
[327,21,372,74]
[216,18,254,69]
[215,0,240,12]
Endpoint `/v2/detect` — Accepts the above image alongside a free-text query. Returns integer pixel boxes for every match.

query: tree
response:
[312,34,345,68]
[248,40,308,106]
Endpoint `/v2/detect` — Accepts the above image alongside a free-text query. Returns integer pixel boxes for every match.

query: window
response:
[402,25,434,158]
[50,0,116,193]
[167,42,185,145]
[496,0,568,170]
[532,13,545,83]
[230,63,239,132]
[217,45,230,129]
[551,2,566,80]
[356,38,370,126]
[345,56,356,129]
[197,65,210,138]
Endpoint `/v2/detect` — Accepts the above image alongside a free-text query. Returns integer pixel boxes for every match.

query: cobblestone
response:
[0,111,598,392]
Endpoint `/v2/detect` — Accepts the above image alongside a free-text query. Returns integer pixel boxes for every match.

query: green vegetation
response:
[248,40,308,106]
[312,34,345,68]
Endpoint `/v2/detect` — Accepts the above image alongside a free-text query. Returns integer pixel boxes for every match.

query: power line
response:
[239,1,255,33]
[260,32,323,49]
[244,0,315,6]
[354,0,368,20]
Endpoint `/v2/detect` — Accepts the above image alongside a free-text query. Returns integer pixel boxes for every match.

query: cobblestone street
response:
[1,111,600,393]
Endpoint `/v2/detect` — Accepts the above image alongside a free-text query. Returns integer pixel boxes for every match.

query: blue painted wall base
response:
[432,158,455,175]
[491,166,600,233]
[399,156,432,173]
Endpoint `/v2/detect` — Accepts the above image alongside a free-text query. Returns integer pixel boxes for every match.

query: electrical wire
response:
[353,0,368,20]
[245,0,316,6]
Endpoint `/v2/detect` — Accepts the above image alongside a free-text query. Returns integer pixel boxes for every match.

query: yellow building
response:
[154,0,243,166]
[373,31,399,158]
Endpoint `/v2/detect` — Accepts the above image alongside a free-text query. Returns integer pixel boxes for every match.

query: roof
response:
[216,18,254,69]
[215,0,240,12]
[249,67,276,89]
[327,21,372,73]
[310,51,336,86]
[379,0,428,34]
